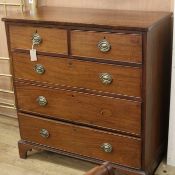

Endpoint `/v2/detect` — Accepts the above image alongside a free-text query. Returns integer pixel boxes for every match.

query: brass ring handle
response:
[40,129,50,138]
[99,73,113,85]
[101,143,113,153]
[34,64,45,75]
[37,96,47,106]
[32,33,42,46]
[98,39,111,53]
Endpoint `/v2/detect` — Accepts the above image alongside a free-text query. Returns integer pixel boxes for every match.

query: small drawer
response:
[12,53,142,98]
[16,82,141,136]
[18,113,141,168]
[9,25,68,55]
[71,30,142,63]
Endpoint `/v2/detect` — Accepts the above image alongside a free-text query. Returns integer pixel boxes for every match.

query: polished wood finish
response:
[18,113,141,168]
[0,5,173,118]
[142,14,172,174]
[0,115,170,175]
[9,25,68,55]
[15,82,141,136]
[17,140,146,175]
[18,140,33,159]
[0,115,146,175]
[3,7,172,175]
[71,30,142,63]
[12,53,142,98]
[2,7,172,32]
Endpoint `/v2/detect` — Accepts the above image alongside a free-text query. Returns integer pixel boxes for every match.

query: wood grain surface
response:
[12,53,142,98]
[9,25,68,55]
[71,30,142,63]
[18,113,141,168]
[0,115,173,175]
[142,13,172,171]
[0,0,173,58]
[15,82,141,136]
[2,7,172,31]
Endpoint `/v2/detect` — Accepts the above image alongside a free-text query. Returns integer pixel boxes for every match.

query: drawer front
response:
[9,25,68,55]
[18,113,141,168]
[16,83,141,135]
[71,31,142,63]
[12,53,142,98]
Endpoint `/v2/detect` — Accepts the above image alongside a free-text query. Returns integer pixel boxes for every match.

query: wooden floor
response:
[0,115,175,175]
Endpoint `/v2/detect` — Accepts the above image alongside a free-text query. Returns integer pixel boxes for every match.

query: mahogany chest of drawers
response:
[2,7,172,175]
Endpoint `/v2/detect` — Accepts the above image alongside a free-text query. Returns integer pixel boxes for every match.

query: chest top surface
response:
[2,6,172,31]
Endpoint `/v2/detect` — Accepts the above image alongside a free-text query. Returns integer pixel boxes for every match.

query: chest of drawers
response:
[2,7,172,175]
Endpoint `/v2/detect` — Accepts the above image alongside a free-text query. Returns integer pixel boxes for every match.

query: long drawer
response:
[71,30,142,63]
[12,53,142,98]
[18,113,141,168]
[15,82,141,136]
[9,25,68,55]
